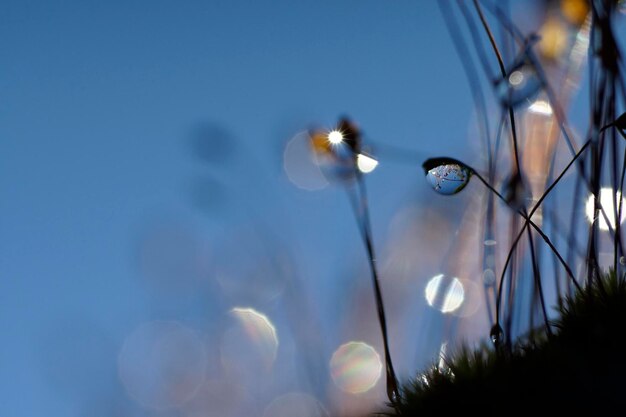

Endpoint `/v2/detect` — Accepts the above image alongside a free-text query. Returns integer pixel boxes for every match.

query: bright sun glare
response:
[327,130,344,145]
[585,187,626,231]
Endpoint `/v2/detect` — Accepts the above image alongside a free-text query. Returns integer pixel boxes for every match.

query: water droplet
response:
[388,385,399,403]
[482,269,496,286]
[495,60,542,108]
[620,256,625,266]
[422,157,472,195]
[356,152,379,174]
[490,324,504,348]
[484,239,497,246]
[585,187,626,231]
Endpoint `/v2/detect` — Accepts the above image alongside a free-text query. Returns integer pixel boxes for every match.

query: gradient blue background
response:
[0,1,581,416]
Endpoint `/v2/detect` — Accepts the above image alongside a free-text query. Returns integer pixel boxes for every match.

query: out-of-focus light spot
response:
[118,321,206,410]
[539,18,569,60]
[329,341,382,394]
[356,153,378,174]
[561,0,589,25]
[283,131,329,191]
[230,307,278,362]
[425,274,465,313]
[262,393,329,417]
[214,227,289,304]
[437,342,448,371]
[185,380,248,417]
[221,307,279,382]
[585,188,626,231]
[452,278,482,318]
[328,130,344,145]
[528,100,553,116]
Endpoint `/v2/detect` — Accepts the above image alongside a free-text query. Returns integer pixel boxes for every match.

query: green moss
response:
[391,271,626,416]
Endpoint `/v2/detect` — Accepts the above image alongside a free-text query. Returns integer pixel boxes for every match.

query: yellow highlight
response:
[539,18,568,60]
[310,131,333,155]
[561,0,589,26]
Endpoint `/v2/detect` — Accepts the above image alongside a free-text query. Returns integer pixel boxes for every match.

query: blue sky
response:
[2,0,596,416]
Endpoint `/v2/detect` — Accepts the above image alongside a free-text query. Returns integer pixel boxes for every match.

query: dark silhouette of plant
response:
[390,270,626,416]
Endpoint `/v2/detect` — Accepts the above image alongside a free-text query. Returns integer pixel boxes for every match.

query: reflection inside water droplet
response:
[424,162,472,195]
[496,60,542,107]
[424,274,465,313]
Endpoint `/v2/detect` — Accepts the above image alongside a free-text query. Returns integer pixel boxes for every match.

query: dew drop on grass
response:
[495,60,542,108]
[422,157,472,195]
[490,324,504,348]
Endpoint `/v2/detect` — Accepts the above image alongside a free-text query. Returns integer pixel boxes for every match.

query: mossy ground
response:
[390,271,626,416]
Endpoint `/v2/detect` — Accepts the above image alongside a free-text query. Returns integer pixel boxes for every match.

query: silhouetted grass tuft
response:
[389,271,626,416]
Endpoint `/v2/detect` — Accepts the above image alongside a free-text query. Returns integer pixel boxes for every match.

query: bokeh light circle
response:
[424,274,465,313]
[329,341,382,394]
[220,307,279,381]
[585,188,626,231]
[262,392,329,417]
[118,320,206,409]
[283,131,329,191]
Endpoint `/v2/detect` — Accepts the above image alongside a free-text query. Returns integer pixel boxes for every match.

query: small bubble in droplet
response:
[490,324,504,347]
[422,158,472,195]
[495,60,542,108]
